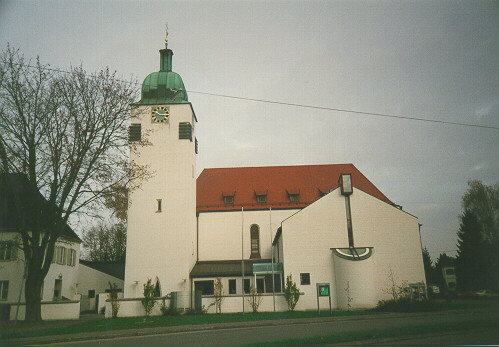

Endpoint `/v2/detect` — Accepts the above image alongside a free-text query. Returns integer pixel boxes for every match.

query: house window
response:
[56,246,67,265]
[223,195,234,205]
[128,123,141,142]
[195,138,198,154]
[179,122,192,141]
[0,281,8,301]
[256,278,265,293]
[256,194,266,204]
[156,199,162,213]
[88,290,95,299]
[229,279,236,294]
[289,194,299,203]
[244,278,251,294]
[67,249,76,267]
[54,279,62,300]
[194,280,214,295]
[300,273,311,285]
[0,242,12,261]
[250,224,260,259]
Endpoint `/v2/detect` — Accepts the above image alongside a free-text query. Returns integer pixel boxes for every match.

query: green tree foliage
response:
[456,211,490,291]
[422,247,435,284]
[82,223,126,262]
[0,45,145,321]
[456,181,499,291]
[284,274,300,311]
[141,279,157,317]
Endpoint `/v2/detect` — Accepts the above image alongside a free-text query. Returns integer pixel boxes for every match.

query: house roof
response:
[196,164,392,213]
[79,260,125,280]
[0,174,81,242]
[190,259,271,278]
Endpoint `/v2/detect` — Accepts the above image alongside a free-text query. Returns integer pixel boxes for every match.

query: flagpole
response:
[270,206,275,312]
[241,205,245,313]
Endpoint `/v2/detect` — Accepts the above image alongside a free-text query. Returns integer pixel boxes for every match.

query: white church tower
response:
[124,33,197,298]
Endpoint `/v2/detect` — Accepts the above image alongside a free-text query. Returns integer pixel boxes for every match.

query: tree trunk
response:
[24,273,43,322]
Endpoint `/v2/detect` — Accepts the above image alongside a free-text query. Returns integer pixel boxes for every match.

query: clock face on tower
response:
[151,106,169,123]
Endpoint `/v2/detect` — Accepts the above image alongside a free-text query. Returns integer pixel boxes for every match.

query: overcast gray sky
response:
[1,1,498,261]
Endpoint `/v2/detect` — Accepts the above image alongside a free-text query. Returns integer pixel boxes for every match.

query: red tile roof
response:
[196,164,392,213]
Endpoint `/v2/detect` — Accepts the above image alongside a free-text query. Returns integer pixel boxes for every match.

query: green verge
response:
[249,319,497,346]
[0,310,380,340]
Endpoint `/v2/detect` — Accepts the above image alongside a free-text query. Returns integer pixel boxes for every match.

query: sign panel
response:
[318,284,330,297]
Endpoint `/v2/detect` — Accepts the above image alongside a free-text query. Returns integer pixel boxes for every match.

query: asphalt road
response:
[39,309,498,346]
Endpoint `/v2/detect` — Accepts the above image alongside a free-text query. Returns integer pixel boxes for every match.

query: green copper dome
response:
[137,43,188,104]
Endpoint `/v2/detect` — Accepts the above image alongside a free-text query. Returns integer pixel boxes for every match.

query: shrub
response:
[108,281,120,318]
[375,297,439,312]
[284,274,300,311]
[214,278,224,314]
[142,278,157,317]
[247,286,263,313]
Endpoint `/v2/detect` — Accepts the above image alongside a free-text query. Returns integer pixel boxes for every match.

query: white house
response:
[0,174,82,321]
[119,37,426,316]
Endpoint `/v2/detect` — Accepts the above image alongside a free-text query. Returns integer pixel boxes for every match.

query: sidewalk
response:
[3,308,497,346]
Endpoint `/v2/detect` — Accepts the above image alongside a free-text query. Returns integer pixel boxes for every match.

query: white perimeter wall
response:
[77,265,123,312]
[10,301,80,321]
[198,209,299,261]
[282,188,425,310]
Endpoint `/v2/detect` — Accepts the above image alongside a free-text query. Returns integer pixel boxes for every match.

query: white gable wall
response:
[281,187,425,310]
[197,209,299,261]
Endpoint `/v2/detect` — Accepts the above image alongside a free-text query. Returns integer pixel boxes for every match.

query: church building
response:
[122,36,426,315]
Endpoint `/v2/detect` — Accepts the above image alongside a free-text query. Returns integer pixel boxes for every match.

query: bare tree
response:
[0,45,145,321]
[82,223,126,262]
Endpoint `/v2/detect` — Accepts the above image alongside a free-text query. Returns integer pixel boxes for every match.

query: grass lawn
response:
[0,310,379,340]
[250,318,498,346]
[1,298,497,340]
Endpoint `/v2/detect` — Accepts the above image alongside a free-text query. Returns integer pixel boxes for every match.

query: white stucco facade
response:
[124,103,197,298]
[197,209,299,261]
[279,187,425,310]
[0,233,80,305]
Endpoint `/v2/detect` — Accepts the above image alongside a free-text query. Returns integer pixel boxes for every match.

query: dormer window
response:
[256,194,267,204]
[254,190,267,204]
[287,189,300,203]
[289,194,299,202]
[223,196,234,205]
[222,191,235,205]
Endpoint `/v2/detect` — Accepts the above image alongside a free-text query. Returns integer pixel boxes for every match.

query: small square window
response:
[88,290,95,299]
[223,196,234,205]
[300,273,310,285]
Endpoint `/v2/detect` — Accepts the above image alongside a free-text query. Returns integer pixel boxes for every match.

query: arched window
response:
[250,224,260,259]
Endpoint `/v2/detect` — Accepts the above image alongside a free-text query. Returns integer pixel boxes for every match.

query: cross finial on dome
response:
[165,23,169,48]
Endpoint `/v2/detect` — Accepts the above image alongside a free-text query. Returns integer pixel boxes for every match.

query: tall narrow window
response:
[156,199,162,213]
[228,279,236,294]
[0,242,12,261]
[250,224,260,259]
[0,281,8,301]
